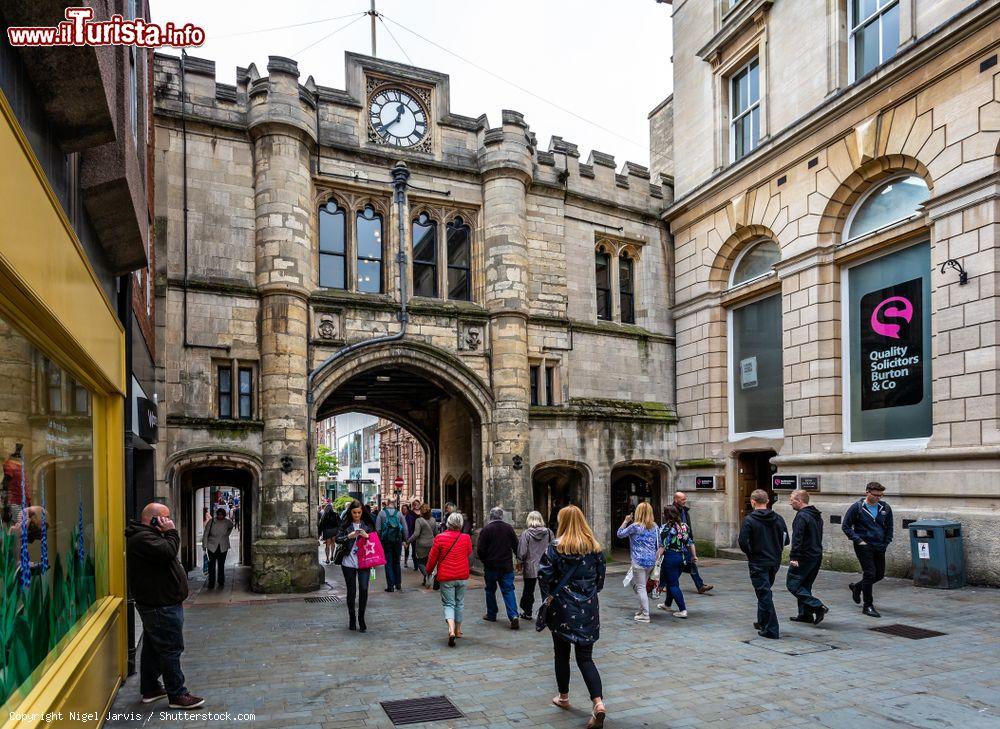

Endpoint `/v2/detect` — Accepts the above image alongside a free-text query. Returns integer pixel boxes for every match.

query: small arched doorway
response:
[532,461,589,533]
[610,461,670,550]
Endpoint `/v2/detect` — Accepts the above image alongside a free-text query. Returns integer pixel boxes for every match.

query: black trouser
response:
[342,566,371,621]
[854,544,886,607]
[748,563,779,638]
[520,577,538,617]
[136,603,187,700]
[552,634,602,701]
[206,547,227,588]
[786,557,824,618]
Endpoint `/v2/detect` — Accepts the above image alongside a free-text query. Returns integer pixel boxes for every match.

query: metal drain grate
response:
[304,595,342,604]
[381,696,464,726]
[870,623,945,640]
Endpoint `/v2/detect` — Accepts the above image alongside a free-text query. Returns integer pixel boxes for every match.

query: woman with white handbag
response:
[616,502,659,622]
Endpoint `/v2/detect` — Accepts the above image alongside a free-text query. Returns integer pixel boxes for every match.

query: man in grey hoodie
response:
[516,510,554,620]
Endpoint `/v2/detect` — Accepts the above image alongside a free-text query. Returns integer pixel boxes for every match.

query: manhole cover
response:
[746,637,837,655]
[381,696,464,726]
[305,595,342,604]
[870,623,945,639]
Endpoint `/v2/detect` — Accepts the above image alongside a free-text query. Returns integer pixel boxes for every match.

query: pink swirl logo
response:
[870,296,913,339]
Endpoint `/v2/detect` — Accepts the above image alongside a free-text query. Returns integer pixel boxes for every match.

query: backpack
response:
[380,510,404,542]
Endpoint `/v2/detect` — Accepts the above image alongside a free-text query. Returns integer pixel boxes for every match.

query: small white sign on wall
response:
[740,356,758,389]
[918,542,930,560]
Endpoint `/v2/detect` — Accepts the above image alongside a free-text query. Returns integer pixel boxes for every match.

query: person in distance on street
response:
[786,489,828,625]
[656,504,697,619]
[616,502,659,623]
[538,505,607,729]
[516,510,553,621]
[425,511,473,646]
[738,489,789,639]
[375,500,409,592]
[201,506,234,590]
[408,503,437,587]
[125,503,204,709]
[318,501,340,565]
[334,500,375,632]
[842,481,893,618]
[477,506,521,629]
[672,492,714,594]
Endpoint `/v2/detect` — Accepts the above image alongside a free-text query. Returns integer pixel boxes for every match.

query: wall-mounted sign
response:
[739,356,758,389]
[137,397,158,443]
[860,277,924,411]
[695,476,716,489]
[772,474,797,490]
[799,475,820,490]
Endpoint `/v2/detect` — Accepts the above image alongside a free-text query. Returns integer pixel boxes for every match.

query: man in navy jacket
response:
[738,489,788,639]
[786,490,827,624]
[842,481,893,617]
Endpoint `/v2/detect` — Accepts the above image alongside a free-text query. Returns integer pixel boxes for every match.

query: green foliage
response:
[332,495,354,512]
[316,444,339,480]
[0,526,96,707]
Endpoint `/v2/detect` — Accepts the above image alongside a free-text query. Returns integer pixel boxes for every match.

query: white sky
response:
[154,0,673,167]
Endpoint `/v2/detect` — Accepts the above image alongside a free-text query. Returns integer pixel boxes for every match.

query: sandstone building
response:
[153,52,675,591]
[655,0,1000,584]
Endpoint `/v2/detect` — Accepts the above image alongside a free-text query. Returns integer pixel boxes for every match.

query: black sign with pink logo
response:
[860,277,923,411]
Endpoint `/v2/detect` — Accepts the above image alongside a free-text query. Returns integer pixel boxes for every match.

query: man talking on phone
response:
[125,503,204,709]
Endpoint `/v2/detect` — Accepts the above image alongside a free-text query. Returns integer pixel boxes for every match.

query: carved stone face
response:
[466,328,480,350]
[318,316,338,340]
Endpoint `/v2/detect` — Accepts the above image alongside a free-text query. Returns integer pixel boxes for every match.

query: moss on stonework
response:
[677,459,719,468]
[569,398,677,423]
[165,415,264,432]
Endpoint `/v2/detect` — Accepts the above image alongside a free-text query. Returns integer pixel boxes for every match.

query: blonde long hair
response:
[555,505,601,555]
[633,502,654,529]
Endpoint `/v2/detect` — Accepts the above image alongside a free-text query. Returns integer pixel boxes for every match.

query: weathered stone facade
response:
[153,52,675,591]
[657,0,1000,584]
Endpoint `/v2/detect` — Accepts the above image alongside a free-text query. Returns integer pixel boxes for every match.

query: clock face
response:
[369,88,428,148]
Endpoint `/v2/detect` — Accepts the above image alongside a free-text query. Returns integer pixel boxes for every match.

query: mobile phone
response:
[150,516,160,528]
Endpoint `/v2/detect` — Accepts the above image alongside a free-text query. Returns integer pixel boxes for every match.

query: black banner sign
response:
[772,474,797,490]
[695,476,715,489]
[860,277,923,411]
[799,475,820,490]
[137,397,158,443]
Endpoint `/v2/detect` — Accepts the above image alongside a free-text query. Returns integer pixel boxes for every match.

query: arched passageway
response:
[610,461,670,549]
[532,461,590,532]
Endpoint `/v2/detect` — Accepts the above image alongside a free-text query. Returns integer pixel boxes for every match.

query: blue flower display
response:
[76,474,85,564]
[39,472,48,573]
[18,460,29,591]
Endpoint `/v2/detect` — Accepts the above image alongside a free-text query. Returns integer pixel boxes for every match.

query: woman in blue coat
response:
[538,505,607,728]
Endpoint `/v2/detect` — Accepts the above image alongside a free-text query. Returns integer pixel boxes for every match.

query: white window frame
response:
[848,0,900,82]
[843,172,927,242]
[728,239,780,289]
[839,240,931,453]
[127,0,139,147]
[729,56,760,164]
[727,291,784,442]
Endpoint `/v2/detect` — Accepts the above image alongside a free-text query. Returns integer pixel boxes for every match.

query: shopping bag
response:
[623,565,634,588]
[356,531,387,569]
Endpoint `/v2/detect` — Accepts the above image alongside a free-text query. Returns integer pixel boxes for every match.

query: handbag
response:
[535,559,583,633]
[623,565,634,588]
[356,531,387,569]
[432,531,462,590]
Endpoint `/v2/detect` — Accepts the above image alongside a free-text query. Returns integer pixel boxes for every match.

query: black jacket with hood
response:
[842,499,893,551]
[537,544,606,645]
[790,505,823,561]
[738,509,789,567]
[125,522,189,607]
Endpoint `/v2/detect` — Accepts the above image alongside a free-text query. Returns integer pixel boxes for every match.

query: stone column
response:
[248,57,323,593]
[478,110,534,526]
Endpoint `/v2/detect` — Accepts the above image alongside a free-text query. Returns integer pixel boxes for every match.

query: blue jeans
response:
[440,580,467,623]
[383,540,402,589]
[659,550,687,612]
[683,549,705,590]
[484,568,518,620]
[136,603,187,699]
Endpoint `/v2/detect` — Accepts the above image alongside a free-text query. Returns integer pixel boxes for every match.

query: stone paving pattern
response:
[108,557,999,729]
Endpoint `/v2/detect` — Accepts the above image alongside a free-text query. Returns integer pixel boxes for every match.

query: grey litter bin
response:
[908,518,964,589]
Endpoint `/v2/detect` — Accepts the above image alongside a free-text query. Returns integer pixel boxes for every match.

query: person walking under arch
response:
[516,510,553,620]
[616,502,659,622]
[672,492,713,594]
[319,502,340,565]
[656,505,696,619]
[408,503,437,587]
[334,500,375,632]
[376,500,409,592]
[202,507,234,590]
[538,505,607,728]
[426,511,473,646]
[478,506,520,629]
[739,489,788,639]
[842,481,893,618]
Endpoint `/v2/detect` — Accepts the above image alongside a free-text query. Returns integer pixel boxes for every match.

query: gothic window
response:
[530,366,540,406]
[619,252,636,324]
[447,217,472,301]
[595,247,612,321]
[844,174,929,241]
[356,205,384,294]
[44,359,62,413]
[730,240,780,287]
[238,367,253,420]
[412,212,438,298]
[319,200,346,289]
[218,366,232,419]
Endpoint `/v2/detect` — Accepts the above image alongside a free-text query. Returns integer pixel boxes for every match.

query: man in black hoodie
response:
[786,490,828,625]
[738,489,788,639]
[124,503,203,709]
[842,481,893,617]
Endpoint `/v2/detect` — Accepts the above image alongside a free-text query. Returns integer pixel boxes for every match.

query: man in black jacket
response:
[125,503,203,709]
[786,490,827,625]
[842,481,893,617]
[477,506,520,629]
[738,489,788,639]
[673,492,714,594]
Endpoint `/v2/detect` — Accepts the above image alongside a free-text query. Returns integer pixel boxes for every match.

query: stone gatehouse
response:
[152,51,676,592]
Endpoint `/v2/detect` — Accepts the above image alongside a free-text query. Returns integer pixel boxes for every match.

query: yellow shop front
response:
[0,95,126,726]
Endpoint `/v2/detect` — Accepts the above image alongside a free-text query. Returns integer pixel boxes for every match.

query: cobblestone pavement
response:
[107,555,999,729]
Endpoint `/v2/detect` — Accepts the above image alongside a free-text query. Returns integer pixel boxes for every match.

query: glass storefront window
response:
[844,241,932,446]
[730,294,783,436]
[0,315,99,707]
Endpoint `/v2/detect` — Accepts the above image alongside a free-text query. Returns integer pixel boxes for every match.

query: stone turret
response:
[478,110,534,525]
[248,56,323,593]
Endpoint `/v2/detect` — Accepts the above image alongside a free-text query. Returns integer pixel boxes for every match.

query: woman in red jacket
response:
[425,511,473,646]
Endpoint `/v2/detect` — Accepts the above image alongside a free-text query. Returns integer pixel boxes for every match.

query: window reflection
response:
[412,212,438,298]
[846,175,929,241]
[319,200,346,290]
[356,205,384,294]
[447,217,471,301]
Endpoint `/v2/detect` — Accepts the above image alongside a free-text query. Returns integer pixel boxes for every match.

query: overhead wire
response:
[293,13,368,58]
[212,12,366,40]
[377,15,413,66]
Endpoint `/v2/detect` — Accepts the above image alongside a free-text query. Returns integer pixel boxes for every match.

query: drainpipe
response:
[305,162,411,511]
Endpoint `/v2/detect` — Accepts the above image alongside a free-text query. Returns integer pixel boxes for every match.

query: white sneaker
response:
[634,612,650,622]
[673,610,688,618]
[656,604,670,611]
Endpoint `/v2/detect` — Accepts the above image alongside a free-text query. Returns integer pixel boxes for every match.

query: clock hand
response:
[378,104,407,134]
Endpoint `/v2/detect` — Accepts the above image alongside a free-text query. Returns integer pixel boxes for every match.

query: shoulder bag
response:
[535,557,582,632]
[432,531,462,591]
